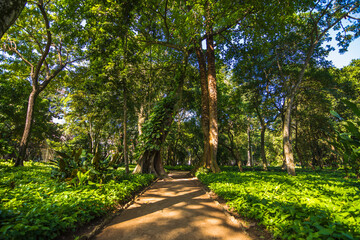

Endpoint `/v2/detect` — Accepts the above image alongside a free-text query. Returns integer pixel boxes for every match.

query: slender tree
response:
[278,0,359,175]
[1,0,82,166]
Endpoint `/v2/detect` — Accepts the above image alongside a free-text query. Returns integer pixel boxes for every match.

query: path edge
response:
[76,177,160,240]
[193,174,274,240]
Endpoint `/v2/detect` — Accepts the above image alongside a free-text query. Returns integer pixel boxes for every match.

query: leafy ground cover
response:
[0,161,155,239]
[197,169,360,240]
[164,165,194,171]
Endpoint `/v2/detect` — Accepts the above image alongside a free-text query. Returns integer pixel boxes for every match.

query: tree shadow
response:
[198,171,360,239]
[95,172,263,240]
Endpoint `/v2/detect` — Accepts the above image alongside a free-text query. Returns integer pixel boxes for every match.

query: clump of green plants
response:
[197,170,360,239]
[50,148,121,185]
[331,100,360,178]
[164,165,194,171]
[0,161,155,239]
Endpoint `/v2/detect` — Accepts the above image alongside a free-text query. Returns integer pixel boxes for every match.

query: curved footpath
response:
[94,171,266,240]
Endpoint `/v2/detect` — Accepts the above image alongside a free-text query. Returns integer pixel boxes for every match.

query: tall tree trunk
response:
[133,54,188,177]
[12,1,66,167]
[137,104,146,136]
[247,119,253,167]
[230,130,243,172]
[195,45,211,169]
[0,0,27,38]
[89,118,95,155]
[123,83,129,174]
[295,118,305,168]
[255,107,268,170]
[206,15,220,173]
[260,125,268,170]
[132,95,175,177]
[283,97,296,176]
[15,89,38,166]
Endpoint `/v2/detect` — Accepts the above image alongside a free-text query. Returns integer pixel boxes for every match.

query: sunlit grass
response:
[197,169,360,239]
[0,161,154,239]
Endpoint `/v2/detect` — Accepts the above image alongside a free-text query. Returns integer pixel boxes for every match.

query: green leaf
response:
[317,227,334,236]
[341,100,360,117]
[330,110,343,120]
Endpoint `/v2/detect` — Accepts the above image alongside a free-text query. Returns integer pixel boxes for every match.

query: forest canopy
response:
[0,0,360,176]
[1,1,360,239]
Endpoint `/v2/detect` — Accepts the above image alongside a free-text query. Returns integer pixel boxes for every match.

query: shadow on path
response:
[94,171,256,240]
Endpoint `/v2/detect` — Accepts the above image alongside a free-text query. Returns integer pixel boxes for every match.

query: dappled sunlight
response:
[95,171,253,240]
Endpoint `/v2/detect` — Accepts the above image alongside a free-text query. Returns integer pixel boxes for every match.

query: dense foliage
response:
[197,169,360,239]
[0,0,360,238]
[0,161,155,239]
[331,100,360,178]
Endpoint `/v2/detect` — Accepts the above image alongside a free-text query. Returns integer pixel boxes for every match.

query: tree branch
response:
[200,8,254,41]
[32,0,52,83]
[140,39,185,52]
[3,39,34,69]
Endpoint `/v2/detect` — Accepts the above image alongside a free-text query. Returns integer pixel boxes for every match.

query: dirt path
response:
[94,171,263,240]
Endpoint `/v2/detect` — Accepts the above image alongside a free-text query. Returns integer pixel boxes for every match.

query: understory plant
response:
[197,170,360,240]
[0,161,155,239]
[331,100,360,178]
[50,148,121,185]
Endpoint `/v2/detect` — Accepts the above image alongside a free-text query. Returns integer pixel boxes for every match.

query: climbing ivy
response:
[137,92,178,154]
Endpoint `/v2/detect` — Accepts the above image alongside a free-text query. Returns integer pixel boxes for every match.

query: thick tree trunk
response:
[195,45,211,169]
[15,89,38,166]
[283,97,296,176]
[206,22,220,173]
[133,55,188,177]
[260,125,268,171]
[132,101,174,177]
[0,0,27,38]
[123,83,129,173]
[255,107,268,170]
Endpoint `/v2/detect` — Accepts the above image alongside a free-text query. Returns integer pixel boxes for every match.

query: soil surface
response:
[94,171,271,240]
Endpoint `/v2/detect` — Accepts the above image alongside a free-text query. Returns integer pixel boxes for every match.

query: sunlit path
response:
[95,171,255,240]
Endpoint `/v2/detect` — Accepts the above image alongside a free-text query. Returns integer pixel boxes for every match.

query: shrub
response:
[0,162,155,239]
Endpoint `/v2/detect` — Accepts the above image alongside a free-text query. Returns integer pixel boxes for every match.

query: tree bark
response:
[255,107,268,170]
[294,117,305,168]
[206,9,220,173]
[132,98,174,177]
[223,130,243,172]
[133,54,188,177]
[12,1,67,166]
[15,89,38,166]
[247,119,253,167]
[260,125,268,170]
[283,97,296,176]
[195,45,211,169]
[0,0,27,38]
[123,82,129,173]
[137,104,146,136]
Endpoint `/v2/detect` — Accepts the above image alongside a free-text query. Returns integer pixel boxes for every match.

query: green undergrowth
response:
[197,169,360,240]
[0,161,155,239]
[164,165,194,171]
